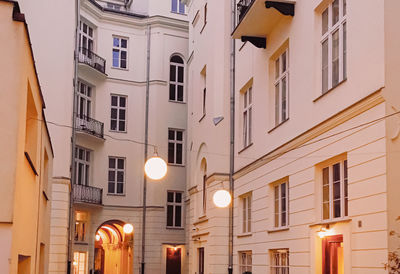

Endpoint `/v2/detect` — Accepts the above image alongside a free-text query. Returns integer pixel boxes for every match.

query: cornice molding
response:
[234,89,385,180]
[81,0,189,32]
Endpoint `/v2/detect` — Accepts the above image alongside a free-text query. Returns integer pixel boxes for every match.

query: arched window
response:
[169,55,184,102]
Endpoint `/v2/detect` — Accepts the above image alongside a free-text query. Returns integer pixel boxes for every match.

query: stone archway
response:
[94,220,133,274]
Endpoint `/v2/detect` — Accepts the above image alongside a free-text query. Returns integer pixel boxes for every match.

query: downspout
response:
[228,0,236,273]
[141,24,151,274]
[67,0,80,272]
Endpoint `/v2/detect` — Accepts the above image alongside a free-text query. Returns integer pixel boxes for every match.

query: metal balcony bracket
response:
[241,36,267,49]
[265,1,295,16]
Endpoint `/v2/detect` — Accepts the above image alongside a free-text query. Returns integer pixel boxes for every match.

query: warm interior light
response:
[317,229,326,238]
[123,223,134,234]
[173,247,178,251]
[213,189,232,208]
[144,156,167,180]
[95,234,100,241]
[73,261,78,266]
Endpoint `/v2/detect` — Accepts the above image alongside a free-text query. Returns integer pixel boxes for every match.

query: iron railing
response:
[73,184,103,205]
[78,47,106,74]
[237,0,254,22]
[76,114,104,139]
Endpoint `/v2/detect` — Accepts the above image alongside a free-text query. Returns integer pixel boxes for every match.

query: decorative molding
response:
[234,89,385,180]
[188,185,198,195]
[205,173,229,186]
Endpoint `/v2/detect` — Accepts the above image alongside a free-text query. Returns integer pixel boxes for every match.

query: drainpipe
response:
[228,0,236,273]
[141,24,151,274]
[67,0,80,273]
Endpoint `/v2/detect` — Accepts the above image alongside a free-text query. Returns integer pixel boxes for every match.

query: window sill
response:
[109,130,127,134]
[170,11,187,16]
[111,66,129,71]
[74,241,88,245]
[237,232,252,238]
[107,193,126,197]
[166,226,184,230]
[169,100,186,104]
[167,163,185,167]
[238,142,253,154]
[309,217,351,228]
[313,79,347,103]
[267,227,289,233]
[193,216,208,226]
[200,22,207,34]
[198,114,206,123]
[268,118,289,134]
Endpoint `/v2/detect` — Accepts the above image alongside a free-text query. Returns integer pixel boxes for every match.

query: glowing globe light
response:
[123,223,134,234]
[95,234,101,241]
[144,156,167,180]
[213,190,232,208]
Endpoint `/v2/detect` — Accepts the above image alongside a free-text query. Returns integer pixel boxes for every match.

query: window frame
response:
[171,0,185,14]
[241,194,252,234]
[270,249,289,274]
[79,21,94,55]
[274,49,289,126]
[166,191,184,228]
[321,0,347,93]
[239,251,252,274]
[76,80,92,119]
[110,94,127,133]
[273,181,289,228]
[242,87,253,148]
[112,36,128,70]
[168,129,185,166]
[107,156,126,195]
[169,56,185,103]
[74,146,91,186]
[321,159,348,221]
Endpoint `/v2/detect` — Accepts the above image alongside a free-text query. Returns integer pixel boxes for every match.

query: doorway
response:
[94,220,133,274]
[322,234,344,274]
[166,248,181,274]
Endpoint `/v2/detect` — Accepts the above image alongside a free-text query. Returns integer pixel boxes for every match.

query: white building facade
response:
[186,0,400,274]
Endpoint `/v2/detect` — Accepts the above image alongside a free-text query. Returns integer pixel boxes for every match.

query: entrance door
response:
[322,235,344,274]
[166,248,181,274]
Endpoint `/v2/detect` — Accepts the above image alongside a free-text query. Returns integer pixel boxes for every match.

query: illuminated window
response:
[73,252,87,274]
[270,249,289,274]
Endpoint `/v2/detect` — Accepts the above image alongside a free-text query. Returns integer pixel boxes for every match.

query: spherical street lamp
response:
[123,223,134,234]
[213,189,232,208]
[144,156,167,180]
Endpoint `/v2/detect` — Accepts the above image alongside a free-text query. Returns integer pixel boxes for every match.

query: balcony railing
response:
[73,184,103,205]
[76,114,104,139]
[78,47,106,74]
[237,0,253,22]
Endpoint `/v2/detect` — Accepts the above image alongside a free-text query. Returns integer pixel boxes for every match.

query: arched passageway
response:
[94,220,133,274]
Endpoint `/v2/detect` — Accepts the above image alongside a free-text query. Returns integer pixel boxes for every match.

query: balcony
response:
[73,184,103,205]
[233,0,295,48]
[78,47,106,74]
[76,114,104,139]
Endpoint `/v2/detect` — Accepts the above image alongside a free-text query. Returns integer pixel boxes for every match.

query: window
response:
[169,55,184,102]
[167,191,183,228]
[242,194,252,233]
[168,129,184,165]
[112,37,128,69]
[239,251,252,274]
[274,181,288,228]
[321,0,347,93]
[25,85,38,167]
[198,248,204,274]
[74,147,90,186]
[108,157,125,194]
[204,3,207,25]
[171,0,185,14]
[74,211,87,242]
[201,69,206,117]
[242,87,252,148]
[274,49,289,125]
[202,88,206,116]
[202,174,207,214]
[76,81,92,119]
[110,95,127,132]
[79,21,93,56]
[270,249,289,274]
[322,159,348,220]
